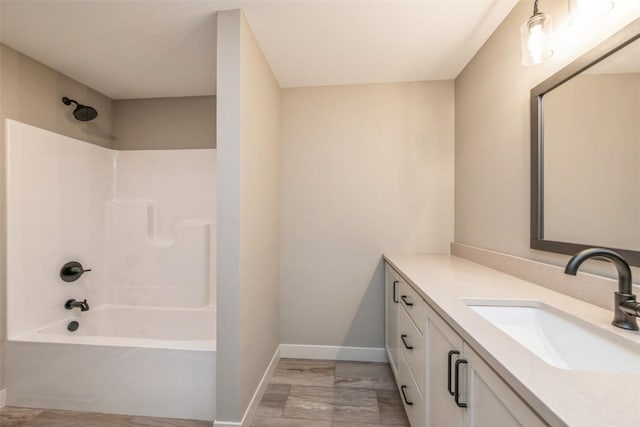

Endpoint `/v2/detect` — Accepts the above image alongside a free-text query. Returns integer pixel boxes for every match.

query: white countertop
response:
[384,254,640,427]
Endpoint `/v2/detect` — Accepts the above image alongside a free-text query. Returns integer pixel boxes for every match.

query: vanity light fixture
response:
[568,0,614,26]
[521,0,554,65]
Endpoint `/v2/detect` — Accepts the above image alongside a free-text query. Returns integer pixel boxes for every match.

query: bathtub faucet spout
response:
[65,298,89,312]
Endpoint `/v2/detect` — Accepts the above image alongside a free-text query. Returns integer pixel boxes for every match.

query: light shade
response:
[521,12,554,66]
[569,0,614,26]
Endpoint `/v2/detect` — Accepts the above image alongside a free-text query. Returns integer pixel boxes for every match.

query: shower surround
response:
[4,119,216,420]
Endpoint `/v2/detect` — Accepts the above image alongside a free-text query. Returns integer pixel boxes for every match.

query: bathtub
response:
[6,305,216,421]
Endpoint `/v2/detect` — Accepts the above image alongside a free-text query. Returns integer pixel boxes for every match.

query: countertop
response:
[383,254,640,427]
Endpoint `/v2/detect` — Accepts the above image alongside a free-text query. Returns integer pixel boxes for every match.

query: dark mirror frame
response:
[531,17,640,266]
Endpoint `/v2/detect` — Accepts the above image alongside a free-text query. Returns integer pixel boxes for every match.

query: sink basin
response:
[467,301,640,373]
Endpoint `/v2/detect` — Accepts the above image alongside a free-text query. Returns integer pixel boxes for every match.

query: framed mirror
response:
[531,17,640,265]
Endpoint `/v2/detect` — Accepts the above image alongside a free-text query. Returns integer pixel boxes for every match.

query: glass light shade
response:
[569,0,614,26]
[521,13,554,65]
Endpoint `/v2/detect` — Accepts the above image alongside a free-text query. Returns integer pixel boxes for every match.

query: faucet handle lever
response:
[614,292,640,330]
[60,261,91,282]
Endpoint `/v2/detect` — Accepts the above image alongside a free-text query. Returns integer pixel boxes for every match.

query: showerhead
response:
[62,97,98,122]
[73,105,98,122]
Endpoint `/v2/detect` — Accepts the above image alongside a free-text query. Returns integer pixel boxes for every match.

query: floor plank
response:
[334,361,396,390]
[255,384,291,418]
[251,416,332,427]
[270,359,336,387]
[283,385,380,423]
[0,407,44,426]
[0,407,210,427]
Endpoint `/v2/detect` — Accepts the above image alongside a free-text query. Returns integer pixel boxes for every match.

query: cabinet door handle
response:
[400,334,413,350]
[393,280,399,303]
[400,385,413,406]
[454,359,468,408]
[401,295,413,306]
[447,350,460,396]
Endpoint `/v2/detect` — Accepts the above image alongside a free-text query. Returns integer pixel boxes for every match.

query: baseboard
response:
[214,419,241,426]
[280,344,388,362]
[214,345,280,427]
[213,420,241,427]
[0,389,6,408]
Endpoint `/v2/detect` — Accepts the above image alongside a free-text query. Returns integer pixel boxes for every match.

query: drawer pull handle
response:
[400,385,413,406]
[393,280,399,303]
[454,359,468,408]
[447,350,460,396]
[401,295,413,306]
[400,334,413,350]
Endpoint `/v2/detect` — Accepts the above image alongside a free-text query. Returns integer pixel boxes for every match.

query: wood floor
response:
[250,359,410,426]
[0,359,409,426]
[0,407,211,426]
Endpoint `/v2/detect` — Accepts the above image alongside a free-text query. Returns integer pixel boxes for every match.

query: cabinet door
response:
[463,345,546,427]
[397,350,425,427]
[425,305,465,427]
[385,264,401,377]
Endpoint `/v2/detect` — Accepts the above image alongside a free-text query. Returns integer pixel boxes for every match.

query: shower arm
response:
[62,97,79,107]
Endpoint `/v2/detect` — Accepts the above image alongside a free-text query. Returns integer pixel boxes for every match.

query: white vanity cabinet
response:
[385,263,547,427]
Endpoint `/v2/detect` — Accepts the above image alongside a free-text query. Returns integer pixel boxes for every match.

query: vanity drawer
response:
[397,351,425,427]
[399,279,427,333]
[399,303,425,395]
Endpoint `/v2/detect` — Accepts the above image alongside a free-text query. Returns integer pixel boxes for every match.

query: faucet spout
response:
[565,248,632,295]
[64,298,90,312]
[564,248,638,331]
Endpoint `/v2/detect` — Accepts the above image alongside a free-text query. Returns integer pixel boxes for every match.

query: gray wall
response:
[113,96,216,150]
[454,0,640,278]
[1,44,114,148]
[216,9,281,423]
[279,81,454,349]
[0,43,114,390]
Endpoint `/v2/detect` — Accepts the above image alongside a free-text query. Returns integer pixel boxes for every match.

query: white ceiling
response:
[0,0,518,100]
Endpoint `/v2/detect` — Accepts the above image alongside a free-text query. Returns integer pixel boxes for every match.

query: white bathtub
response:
[6,305,216,421]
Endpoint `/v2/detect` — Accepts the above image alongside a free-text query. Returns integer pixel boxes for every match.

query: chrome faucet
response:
[565,248,640,331]
[64,298,89,312]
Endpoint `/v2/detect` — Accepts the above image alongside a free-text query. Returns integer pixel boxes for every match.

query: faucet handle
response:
[60,261,91,282]
[614,292,639,331]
